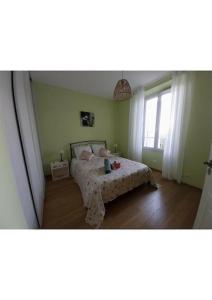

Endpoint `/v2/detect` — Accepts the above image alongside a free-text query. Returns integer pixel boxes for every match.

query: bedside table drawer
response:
[52,162,68,168]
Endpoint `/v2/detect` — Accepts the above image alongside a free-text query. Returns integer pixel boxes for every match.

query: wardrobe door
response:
[0,71,38,228]
[13,71,45,226]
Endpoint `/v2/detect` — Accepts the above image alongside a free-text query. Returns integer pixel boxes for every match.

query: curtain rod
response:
[144,73,173,91]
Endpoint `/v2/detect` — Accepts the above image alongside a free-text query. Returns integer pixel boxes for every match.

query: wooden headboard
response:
[70,140,107,160]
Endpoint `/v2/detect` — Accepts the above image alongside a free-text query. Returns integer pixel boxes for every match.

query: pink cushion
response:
[99,147,111,157]
[80,150,94,161]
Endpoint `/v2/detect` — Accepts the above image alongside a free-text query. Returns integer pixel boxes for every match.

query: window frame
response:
[143,88,171,151]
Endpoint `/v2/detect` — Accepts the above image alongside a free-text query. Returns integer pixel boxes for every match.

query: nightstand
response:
[50,160,69,181]
[111,152,122,157]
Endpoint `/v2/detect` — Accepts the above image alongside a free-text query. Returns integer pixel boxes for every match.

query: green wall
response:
[33,72,212,188]
[33,82,116,174]
[114,100,130,158]
[0,118,28,229]
[182,72,212,188]
[114,72,212,188]
[142,150,163,170]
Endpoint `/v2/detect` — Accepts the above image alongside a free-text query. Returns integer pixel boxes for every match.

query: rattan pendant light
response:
[113,71,132,100]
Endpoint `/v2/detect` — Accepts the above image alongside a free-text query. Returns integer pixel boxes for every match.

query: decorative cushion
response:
[74,145,92,159]
[99,147,111,157]
[91,144,105,156]
[80,150,94,161]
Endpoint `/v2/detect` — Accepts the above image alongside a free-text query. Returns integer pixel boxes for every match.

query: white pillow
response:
[74,145,92,159]
[91,144,105,156]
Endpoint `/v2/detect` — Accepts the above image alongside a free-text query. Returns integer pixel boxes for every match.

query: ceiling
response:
[30,71,171,99]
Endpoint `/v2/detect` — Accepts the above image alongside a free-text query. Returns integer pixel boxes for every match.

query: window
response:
[144,97,157,148]
[143,90,172,150]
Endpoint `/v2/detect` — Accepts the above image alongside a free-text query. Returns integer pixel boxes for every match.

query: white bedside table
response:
[50,160,69,181]
[111,152,122,157]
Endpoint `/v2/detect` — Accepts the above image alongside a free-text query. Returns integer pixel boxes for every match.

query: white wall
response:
[0,117,28,228]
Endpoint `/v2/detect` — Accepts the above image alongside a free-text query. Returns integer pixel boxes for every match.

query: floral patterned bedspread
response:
[71,156,155,227]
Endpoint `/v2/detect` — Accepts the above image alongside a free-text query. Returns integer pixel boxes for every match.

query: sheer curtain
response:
[162,72,195,183]
[128,87,145,162]
[13,71,45,226]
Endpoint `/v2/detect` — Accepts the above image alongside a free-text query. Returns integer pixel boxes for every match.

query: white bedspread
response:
[71,156,155,227]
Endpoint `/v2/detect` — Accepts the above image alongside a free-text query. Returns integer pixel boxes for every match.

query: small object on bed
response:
[111,160,121,170]
[99,147,111,157]
[70,140,107,160]
[74,145,92,159]
[80,150,94,161]
[91,144,106,156]
[104,158,112,174]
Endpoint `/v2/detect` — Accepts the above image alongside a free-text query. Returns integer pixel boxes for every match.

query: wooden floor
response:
[42,171,201,229]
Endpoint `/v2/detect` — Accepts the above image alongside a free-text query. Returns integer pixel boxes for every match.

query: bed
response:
[70,140,156,227]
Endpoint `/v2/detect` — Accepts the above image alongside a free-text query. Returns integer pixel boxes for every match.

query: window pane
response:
[158,92,172,149]
[144,97,157,148]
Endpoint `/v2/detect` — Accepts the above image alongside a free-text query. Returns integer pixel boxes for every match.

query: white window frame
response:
[143,88,171,151]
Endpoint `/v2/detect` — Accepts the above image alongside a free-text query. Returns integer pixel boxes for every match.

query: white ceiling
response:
[30,71,171,99]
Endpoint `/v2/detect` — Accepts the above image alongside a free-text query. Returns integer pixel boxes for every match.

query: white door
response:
[13,72,45,226]
[193,144,212,229]
[0,71,38,228]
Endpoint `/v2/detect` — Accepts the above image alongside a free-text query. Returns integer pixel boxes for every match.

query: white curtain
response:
[162,72,195,183]
[128,87,145,162]
[13,71,45,226]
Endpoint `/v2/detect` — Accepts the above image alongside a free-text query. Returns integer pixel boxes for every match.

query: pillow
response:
[74,145,92,159]
[92,144,105,156]
[99,147,111,157]
[80,151,94,161]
